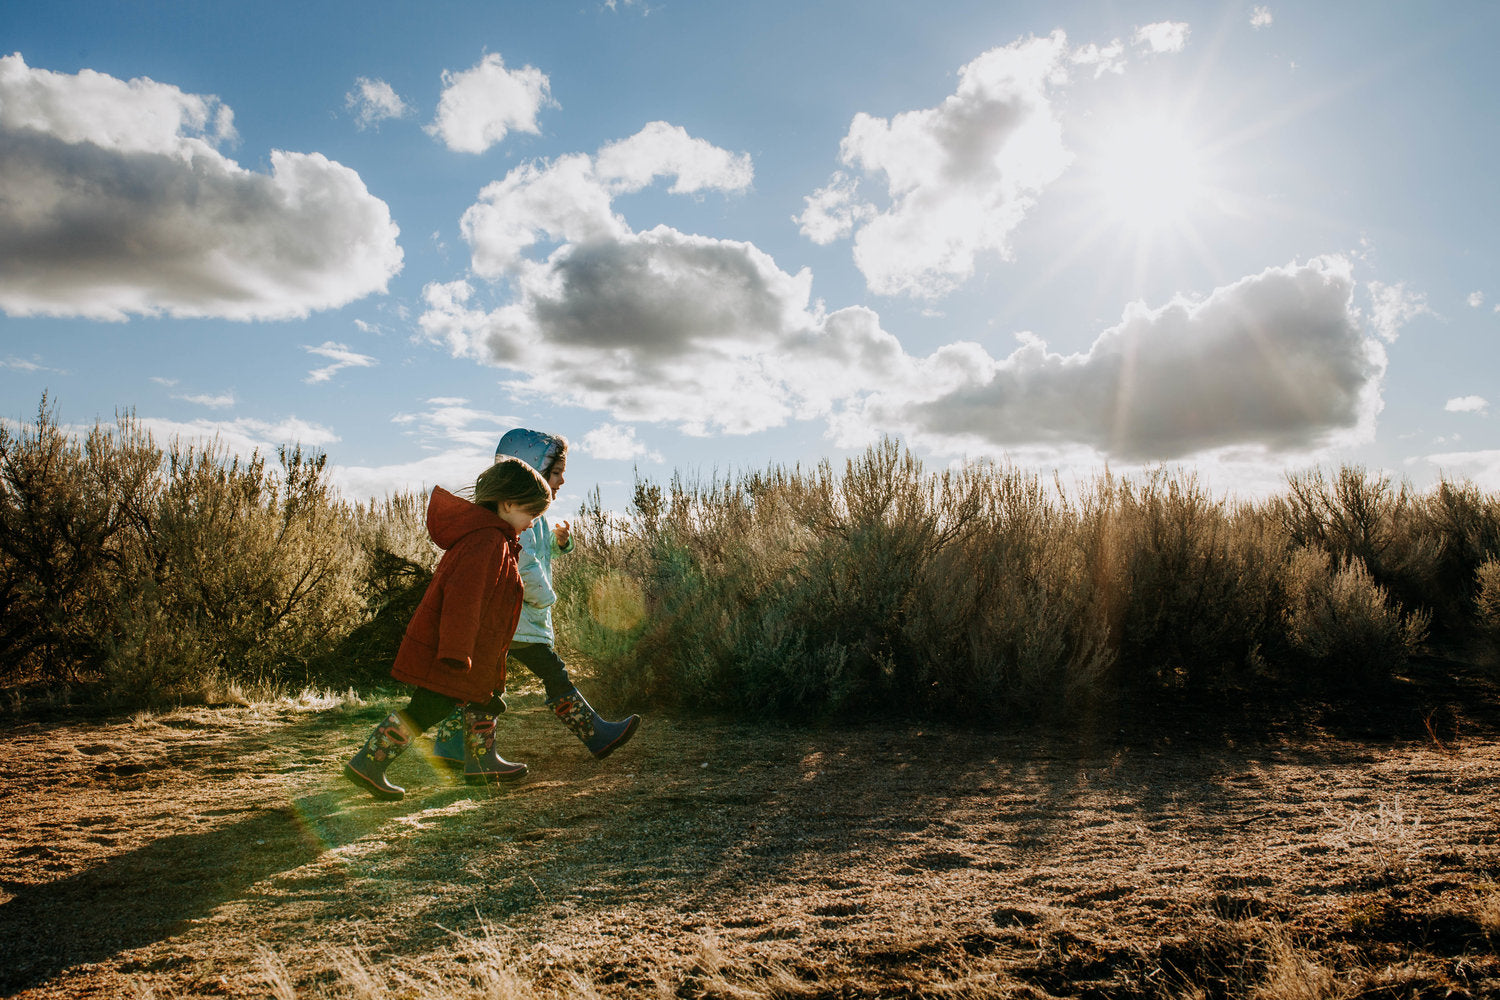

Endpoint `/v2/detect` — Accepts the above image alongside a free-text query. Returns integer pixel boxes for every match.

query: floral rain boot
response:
[430,709,465,767]
[432,693,506,767]
[462,705,528,784]
[344,712,413,801]
[548,686,639,760]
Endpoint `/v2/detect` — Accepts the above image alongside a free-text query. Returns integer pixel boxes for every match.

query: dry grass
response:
[5,678,1500,999]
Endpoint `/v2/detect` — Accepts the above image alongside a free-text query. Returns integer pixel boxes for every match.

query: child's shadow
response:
[0,786,407,995]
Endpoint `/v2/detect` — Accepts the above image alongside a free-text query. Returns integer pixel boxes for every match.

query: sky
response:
[3,0,1498,520]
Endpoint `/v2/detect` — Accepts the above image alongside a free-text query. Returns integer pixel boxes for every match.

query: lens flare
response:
[589,572,645,632]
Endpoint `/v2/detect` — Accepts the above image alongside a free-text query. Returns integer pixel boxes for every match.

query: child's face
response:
[544,456,566,498]
[498,504,538,534]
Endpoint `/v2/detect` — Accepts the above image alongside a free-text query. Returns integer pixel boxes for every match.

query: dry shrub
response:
[102,442,361,704]
[1475,558,1500,658]
[1279,548,1427,688]
[317,490,437,687]
[567,446,1485,722]
[1408,479,1500,635]
[1280,467,1500,639]
[1087,471,1286,695]
[2,394,378,707]
[905,463,1111,716]
[0,397,158,684]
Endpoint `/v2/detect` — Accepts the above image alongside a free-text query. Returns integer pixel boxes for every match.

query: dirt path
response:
[3,673,1500,998]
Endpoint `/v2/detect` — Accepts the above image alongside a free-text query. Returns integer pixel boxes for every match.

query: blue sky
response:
[3,1,1497,518]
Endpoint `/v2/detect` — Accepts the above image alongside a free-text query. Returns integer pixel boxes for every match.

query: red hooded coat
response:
[390,487,523,703]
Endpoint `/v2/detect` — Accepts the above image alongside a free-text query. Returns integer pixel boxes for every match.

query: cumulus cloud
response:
[0,54,403,322]
[427,52,553,154]
[1134,21,1190,53]
[1467,290,1484,308]
[304,341,378,383]
[802,32,1074,298]
[426,127,1383,463]
[420,124,912,436]
[455,121,753,280]
[1445,395,1490,415]
[346,76,411,129]
[580,423,663,462]
[1367,280,1430,342]
[836,256,1382,462]
[1251,7,1274,28]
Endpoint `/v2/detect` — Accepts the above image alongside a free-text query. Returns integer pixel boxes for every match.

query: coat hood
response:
[495,428,564,476]
[426,486,516,550]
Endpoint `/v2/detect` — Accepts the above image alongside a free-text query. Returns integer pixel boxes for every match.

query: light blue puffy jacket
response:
[496,429,573,645]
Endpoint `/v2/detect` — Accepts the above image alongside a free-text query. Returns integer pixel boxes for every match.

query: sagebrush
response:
[5,396,1496,716]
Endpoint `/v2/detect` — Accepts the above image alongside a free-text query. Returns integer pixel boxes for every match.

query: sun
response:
[1089,114,1208,235]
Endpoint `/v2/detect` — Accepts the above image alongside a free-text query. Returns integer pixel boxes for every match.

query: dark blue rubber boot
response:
[548,687,639,759]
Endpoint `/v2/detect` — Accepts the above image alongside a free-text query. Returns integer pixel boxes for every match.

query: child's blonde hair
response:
[473,457,552,516]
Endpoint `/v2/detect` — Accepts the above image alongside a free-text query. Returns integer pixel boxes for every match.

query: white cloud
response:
[1134,21,1190,54]
[392,397,521,450]
[1070,39,1127,78]
[580,423,663,462]
[1445,395,1490,415]
[150,376,178,386]
[304,340,378,383]
[426,52,553,154]
[2,356,44,372]
[0,54,403,322]
[459,154,626,278]
[135,415,339,462]
[1467,290,1485,308]
[330,448,495,504]
[1366,280,1431,342]
[326,397,532,502]
[423,113,1380,466]
[795,172,876,244]
[0,51,236,152]
[428,147,1384,461]
[1418,449,1500,491]
[833,256,1383,462]
[345,76,411,129]
[1251,7,1274,28]
[176,391,236,409]
[809,32,1074,298]
[594,121,753,195]
[456,122,753,279]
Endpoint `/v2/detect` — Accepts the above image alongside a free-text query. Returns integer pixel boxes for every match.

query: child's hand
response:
[554,519,571,548]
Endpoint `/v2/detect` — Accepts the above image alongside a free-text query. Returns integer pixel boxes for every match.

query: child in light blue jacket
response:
[433,429,639,772]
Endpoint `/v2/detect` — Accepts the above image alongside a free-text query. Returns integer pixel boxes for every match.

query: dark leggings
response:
[400,644,572,730]
[402,686,461,732]
[508,642,574,701]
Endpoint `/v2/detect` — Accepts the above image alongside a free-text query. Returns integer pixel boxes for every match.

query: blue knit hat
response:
[496,428,565,476]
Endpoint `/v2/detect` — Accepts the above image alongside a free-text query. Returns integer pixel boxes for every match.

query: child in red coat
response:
[344,457,552,801]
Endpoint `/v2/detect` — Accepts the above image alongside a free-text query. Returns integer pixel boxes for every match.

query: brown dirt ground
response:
[3,662,1500,999]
